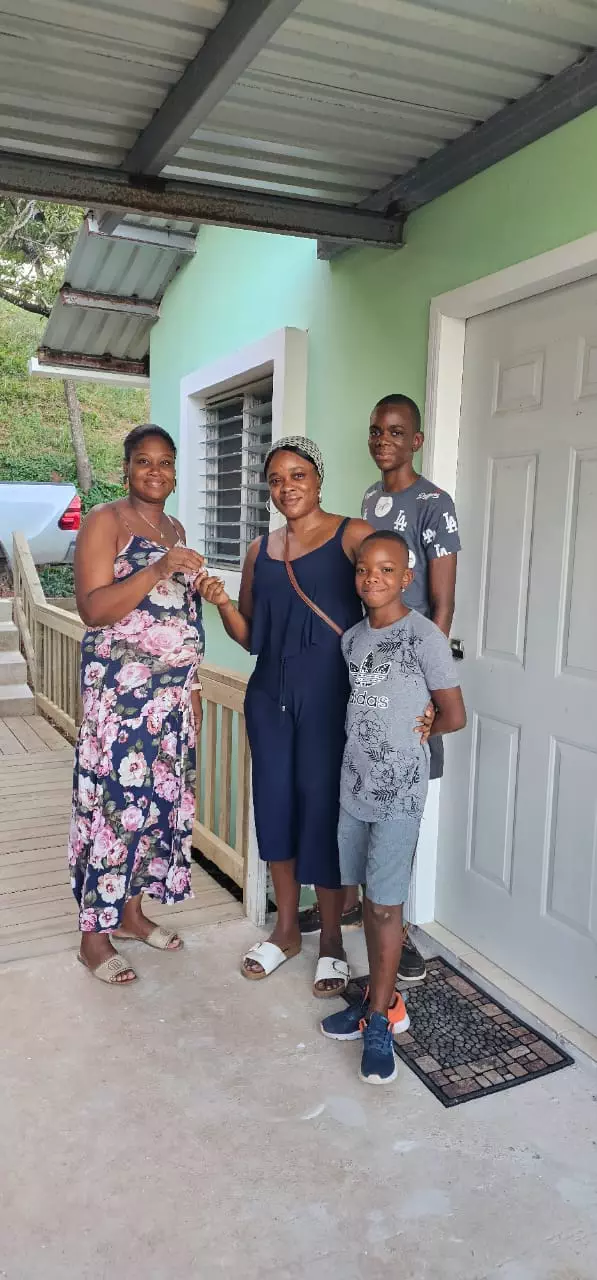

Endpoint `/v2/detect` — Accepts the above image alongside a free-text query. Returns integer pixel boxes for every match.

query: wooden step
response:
[0,684,35,716]
[0,622,19,652]
[0,651,27,686]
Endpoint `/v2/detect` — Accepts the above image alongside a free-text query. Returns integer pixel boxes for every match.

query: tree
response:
[0,196,94,491]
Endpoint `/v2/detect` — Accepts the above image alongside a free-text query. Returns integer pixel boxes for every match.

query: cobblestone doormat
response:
[345,959,573,1107]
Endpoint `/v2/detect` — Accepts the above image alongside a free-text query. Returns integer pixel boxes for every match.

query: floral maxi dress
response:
[68,535,204,933]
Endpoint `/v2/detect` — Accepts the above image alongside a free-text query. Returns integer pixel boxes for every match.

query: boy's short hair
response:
[359,530,409,559]
[374,393,421,434]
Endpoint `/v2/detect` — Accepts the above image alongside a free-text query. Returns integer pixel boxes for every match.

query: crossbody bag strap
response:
[284,531,344,638]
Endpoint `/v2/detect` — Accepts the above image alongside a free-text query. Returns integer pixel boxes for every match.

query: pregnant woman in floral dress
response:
[69,425,205,984]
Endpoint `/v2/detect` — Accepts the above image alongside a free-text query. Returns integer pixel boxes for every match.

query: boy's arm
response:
[421,492,460,636]
[428,686,466,736]
[428,556,457,637]
[417,626,465,735]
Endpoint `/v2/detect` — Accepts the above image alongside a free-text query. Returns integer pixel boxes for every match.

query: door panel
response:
[437,276,597,1035]
[481,454,536,664]
[467,712,519,892]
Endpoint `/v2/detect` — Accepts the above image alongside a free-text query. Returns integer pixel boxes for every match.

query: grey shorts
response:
[338,806,420,906]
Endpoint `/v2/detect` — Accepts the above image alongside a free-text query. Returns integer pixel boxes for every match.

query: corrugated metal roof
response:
[38,214,199,379]
[2,0,597,207]
[63,218,193,298]
[19,0,597,376]
[0,0,227,166]
[163,0,597,203]
[42,305,155,363]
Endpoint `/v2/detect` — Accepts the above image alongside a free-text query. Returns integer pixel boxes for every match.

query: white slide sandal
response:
[241,939,301,981]
[313,956,350,999]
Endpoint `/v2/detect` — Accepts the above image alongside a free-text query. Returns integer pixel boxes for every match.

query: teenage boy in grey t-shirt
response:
[321,532,465,1085]
[361,394,460,627]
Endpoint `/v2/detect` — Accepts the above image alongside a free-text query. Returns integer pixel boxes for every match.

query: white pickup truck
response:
[0,482,81,567]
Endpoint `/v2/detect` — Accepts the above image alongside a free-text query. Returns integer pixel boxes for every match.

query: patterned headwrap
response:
[263,435,324,482]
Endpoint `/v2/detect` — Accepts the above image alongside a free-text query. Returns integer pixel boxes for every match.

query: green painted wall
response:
[152,106,597,671]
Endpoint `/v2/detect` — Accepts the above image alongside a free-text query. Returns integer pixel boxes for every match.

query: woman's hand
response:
[192,568,208,593]
[199,575,230,608]
[155,545,205,581]
[191,687,203,736]
[415,701,436,745]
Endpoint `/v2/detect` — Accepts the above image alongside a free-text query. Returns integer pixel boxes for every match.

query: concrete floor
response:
[1,920,597,1280]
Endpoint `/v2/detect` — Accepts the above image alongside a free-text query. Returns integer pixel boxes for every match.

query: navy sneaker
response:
[321,992,369,1041]
[321,991,409,1041]
[360,1012,398,1085]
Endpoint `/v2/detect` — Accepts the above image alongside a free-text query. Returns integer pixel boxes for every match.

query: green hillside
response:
[0,298,150,594]
[0,299,149,486]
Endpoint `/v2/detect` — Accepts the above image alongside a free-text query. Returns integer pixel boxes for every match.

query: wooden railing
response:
[11,532,266,925]
[13,533,82,740]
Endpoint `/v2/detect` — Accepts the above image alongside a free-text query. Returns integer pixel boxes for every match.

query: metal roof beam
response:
[86,216,197,254]
[29,355,149,388]
[125,0,303,177]
[60,286,159,318]
[319,48,597,259]
[36,348,149,380]
[370,49,597,215]
[0,153,403,248]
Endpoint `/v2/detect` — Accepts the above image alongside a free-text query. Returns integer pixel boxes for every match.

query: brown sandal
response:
[114,926,183,951]
[78,953,137,984]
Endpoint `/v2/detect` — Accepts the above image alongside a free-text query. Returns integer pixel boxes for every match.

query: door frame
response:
[410,228,597,927]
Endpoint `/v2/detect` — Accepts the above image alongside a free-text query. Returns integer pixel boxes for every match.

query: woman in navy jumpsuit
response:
[199,438,372,995]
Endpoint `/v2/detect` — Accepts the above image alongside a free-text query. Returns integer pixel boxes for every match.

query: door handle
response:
[450,639,465,661]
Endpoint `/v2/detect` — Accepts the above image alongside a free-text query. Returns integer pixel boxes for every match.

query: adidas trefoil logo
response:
[350,651,391,688]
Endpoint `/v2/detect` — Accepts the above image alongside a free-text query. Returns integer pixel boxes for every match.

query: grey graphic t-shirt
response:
[361,474,460,617]
[340,612,459,823]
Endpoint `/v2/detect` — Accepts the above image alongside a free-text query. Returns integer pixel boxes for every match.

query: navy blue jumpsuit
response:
[244,520,363,889]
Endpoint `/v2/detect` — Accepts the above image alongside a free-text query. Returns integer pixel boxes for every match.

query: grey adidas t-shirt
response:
[361,474,460,617]
[340,611,460,823]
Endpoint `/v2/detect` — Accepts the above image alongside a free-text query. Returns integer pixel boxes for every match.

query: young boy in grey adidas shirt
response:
[321,531,466,1085]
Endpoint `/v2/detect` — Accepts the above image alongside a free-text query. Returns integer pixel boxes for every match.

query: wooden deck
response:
[0,715,243,965]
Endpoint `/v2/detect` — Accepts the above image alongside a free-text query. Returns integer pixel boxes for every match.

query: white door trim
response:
[409,228,597,927]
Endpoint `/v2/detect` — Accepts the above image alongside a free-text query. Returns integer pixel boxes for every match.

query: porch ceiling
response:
[1,0,597,232]
[3,0,597,376]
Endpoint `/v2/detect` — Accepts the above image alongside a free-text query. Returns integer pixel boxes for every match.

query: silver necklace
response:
[128,502,173,544]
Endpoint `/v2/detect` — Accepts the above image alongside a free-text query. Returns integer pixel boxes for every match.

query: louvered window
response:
[196,376,273,568]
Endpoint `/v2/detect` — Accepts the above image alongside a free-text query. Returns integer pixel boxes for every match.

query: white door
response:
[436,276,597,1036]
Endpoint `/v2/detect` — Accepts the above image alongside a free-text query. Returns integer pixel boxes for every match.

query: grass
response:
[0,299,149,486]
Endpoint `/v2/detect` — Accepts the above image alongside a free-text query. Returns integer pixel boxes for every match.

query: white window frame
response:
[178,327,308,598]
